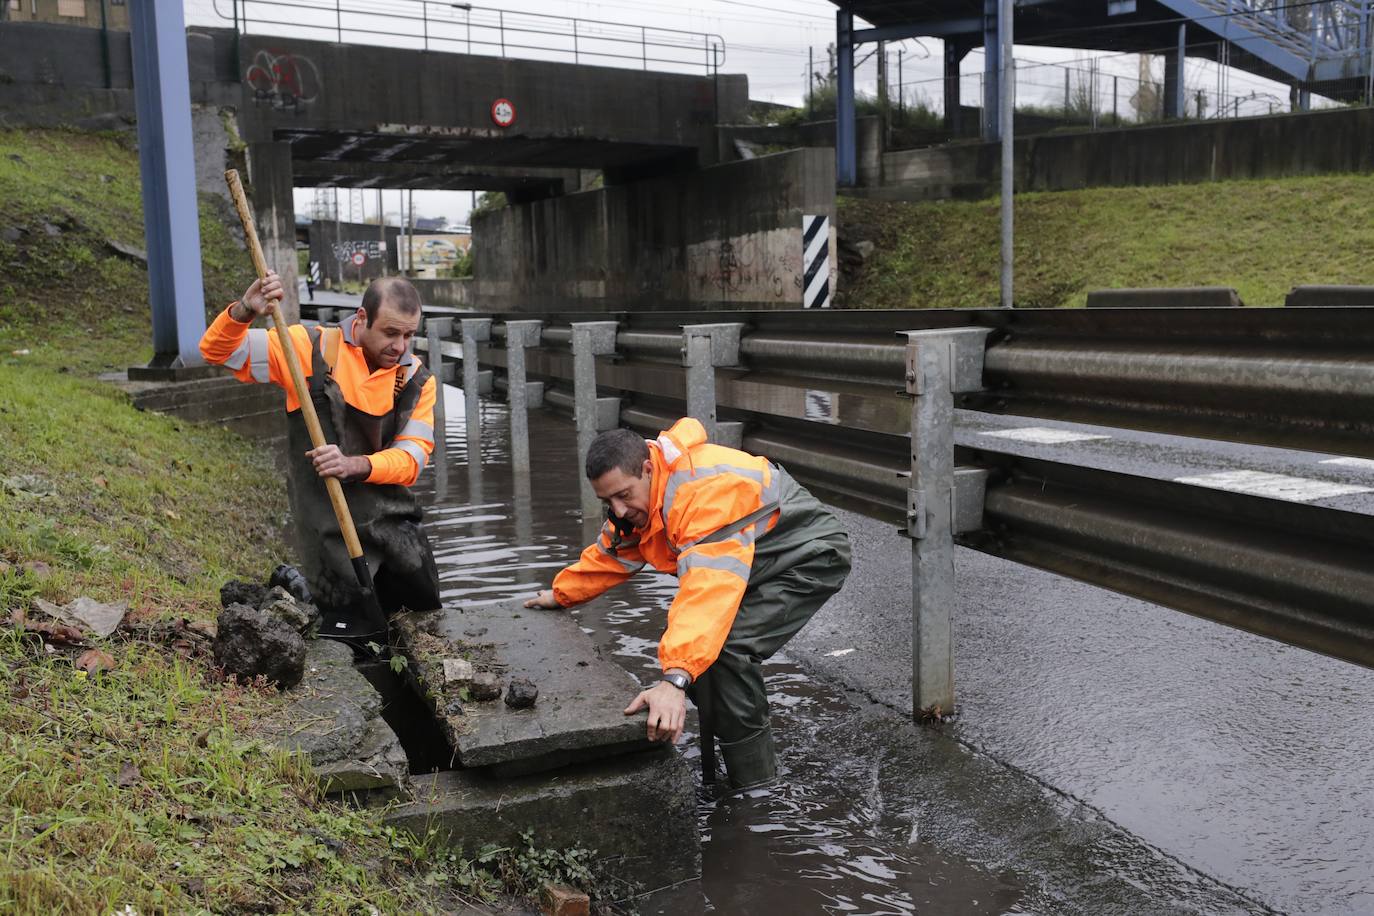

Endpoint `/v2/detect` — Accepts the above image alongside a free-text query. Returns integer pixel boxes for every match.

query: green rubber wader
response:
[285,329,441,629]
[687,466,852,789]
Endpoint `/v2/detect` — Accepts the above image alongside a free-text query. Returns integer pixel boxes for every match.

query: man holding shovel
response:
[525,418,851,790]
[199,270,442,638]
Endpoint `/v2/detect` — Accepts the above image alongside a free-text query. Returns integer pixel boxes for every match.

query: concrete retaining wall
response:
[880,107,1374,200]
[411,278,474,309]
[471,148,836,311]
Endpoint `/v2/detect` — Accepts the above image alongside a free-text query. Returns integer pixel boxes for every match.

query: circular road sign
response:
[491,97,516,128]
[351,252,365,266]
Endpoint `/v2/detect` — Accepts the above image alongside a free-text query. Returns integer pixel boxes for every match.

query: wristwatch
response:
[661,671,691,691]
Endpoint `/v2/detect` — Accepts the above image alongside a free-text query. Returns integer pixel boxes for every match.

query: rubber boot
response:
[720,725,777,790]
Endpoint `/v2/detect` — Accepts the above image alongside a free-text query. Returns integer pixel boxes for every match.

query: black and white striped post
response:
[803,214,831,309]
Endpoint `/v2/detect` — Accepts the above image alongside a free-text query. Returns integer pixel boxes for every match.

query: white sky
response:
[182,0,1301,227]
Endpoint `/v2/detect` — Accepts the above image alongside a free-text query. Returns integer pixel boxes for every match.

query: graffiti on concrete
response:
[245,49,322,112]
[332,240,385,262]
[692,233,791,300]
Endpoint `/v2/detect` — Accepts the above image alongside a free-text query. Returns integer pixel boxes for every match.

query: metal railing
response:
[213,0,725,74]
[304,303,1374,710]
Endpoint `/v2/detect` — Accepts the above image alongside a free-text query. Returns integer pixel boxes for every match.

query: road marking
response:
[1320,457,1374,471]
[1173,469,1373,502]
[826,648,856,657]
[978,427,1112,445]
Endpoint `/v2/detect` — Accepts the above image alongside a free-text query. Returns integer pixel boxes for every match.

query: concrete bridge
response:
[1,16,830,361]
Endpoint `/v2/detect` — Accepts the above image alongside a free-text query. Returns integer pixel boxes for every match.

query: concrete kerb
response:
[1085,287,1243,308]
[902,328,991,718]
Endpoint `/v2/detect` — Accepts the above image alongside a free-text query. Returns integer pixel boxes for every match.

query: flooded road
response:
[414,390,1346,915]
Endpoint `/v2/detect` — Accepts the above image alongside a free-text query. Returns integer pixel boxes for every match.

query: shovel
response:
[224,169,389,648]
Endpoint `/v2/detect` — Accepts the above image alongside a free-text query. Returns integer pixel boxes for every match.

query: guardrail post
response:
[571,321,620,524]
[460,318,492,462]
[682,323,744,447]
[503,320,544,475]
[315,306,336,325]
[903,327,992,718]
[424,317,454,476]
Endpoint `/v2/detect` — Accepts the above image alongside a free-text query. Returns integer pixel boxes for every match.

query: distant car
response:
[416,238,460,265]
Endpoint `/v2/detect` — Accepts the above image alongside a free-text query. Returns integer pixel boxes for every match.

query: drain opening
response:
[355,660,455,775]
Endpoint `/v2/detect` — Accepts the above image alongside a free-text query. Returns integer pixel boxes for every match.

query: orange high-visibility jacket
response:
[552,417,782,679]
[199,305,436,486]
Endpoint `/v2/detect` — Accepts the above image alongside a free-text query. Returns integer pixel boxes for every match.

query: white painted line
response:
[978,427,1112,445]
[1173,469,1373,502]
[826,648,856,657]
[1320,457,1374,471]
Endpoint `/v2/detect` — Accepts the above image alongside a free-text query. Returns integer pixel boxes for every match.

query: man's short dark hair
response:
[586,428,649,480]
[361,277,422,326]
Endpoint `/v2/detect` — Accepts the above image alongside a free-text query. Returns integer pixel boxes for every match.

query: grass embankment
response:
[840,174,1374,308]
[0,130,579,913]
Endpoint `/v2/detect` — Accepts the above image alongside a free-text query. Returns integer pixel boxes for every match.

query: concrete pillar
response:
[943,41,963,135]
[836,9,857,187]
[682,323,744,447]
[982,0,1002,140]
[570,322,620,525]
[903,327,991,718]
[130,0,207,370]
[425,317,454,477]
[246,141,300,320]
[460,318,492,464]
[503,320,544,476]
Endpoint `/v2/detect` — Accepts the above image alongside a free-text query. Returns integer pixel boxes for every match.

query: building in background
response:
[3,0,129,28]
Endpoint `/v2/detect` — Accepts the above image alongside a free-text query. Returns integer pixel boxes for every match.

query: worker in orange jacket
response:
[200,271,442,638]
[526,418,851,789]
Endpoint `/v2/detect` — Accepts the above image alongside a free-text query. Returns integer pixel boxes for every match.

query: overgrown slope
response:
[0,129,545,914]
[840,174,1374,308]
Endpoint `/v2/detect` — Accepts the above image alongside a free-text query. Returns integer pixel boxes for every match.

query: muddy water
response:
[413,396,1032,914]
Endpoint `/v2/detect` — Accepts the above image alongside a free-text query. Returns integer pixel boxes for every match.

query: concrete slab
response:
[1085,286,1243,308]
[261,640,409,799]
[394,600,653,776]
[384,748,700,895]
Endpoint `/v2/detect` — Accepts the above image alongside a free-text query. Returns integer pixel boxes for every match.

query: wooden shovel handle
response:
[224,169,366,563]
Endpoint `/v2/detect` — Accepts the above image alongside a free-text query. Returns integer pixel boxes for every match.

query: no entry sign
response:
[491,97,516,128]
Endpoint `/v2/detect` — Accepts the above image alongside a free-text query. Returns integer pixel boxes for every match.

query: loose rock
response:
[469,671,503,702]
[212,602,307,688]
[442,657,475,684]
[504,677,538,709]
[259,586,317,634]
[220,579,269,609]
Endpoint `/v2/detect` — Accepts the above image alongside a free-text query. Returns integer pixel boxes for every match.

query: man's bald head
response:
[361,277,422,327]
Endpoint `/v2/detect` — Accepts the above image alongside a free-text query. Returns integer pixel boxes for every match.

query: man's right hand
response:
[523,589,561,610]
[231,271,284,322]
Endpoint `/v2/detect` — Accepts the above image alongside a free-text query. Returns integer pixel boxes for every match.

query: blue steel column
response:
[982,0,1002,140]
[129,0,206,368]
[836,9,857,187]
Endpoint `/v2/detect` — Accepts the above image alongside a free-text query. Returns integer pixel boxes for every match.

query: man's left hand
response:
[307,444,370,481]
[624,681,687,744]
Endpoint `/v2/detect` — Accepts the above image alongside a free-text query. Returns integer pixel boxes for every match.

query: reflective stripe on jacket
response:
[552,417,786,680]
[199,305,436,485]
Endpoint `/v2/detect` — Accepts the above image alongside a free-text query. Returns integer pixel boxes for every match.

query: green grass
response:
[0,128,590,913]
[840,173,1374,308]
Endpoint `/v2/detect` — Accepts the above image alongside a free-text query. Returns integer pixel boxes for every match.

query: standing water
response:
[411,391,1279,915]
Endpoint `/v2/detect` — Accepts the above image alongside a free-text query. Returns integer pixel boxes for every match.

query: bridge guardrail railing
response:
[305,303,1374,716]
[214,0,726,74]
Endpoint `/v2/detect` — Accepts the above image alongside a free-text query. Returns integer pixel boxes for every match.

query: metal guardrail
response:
[213,0,726,74]
[305,304,1374,700]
